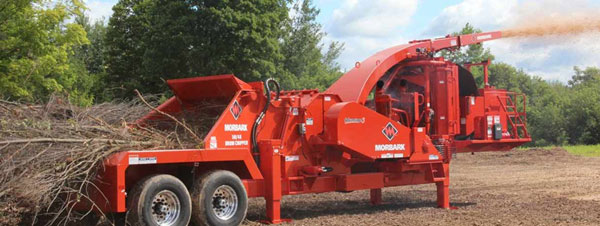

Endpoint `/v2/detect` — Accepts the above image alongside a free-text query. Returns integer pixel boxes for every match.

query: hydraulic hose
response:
[251,78,280,166]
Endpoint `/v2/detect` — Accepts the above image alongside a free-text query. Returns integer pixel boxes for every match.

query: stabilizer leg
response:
[436,179,450,208]
[265,198,285,224]
[259,140,291,224]
[436,163,456,209]
[370,188,382,205]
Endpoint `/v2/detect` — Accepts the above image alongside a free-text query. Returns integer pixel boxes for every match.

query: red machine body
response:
[88,31,531,223]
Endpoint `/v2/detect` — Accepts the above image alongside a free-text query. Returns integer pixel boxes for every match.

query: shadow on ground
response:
[245,189,475,223]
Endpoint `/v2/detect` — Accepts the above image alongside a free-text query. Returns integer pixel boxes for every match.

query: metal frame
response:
[83,30,532,224]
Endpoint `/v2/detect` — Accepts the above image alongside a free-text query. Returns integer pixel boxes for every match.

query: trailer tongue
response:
[88,31,530,225]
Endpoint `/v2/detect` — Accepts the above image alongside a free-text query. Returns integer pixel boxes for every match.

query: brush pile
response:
[0,94,224,225]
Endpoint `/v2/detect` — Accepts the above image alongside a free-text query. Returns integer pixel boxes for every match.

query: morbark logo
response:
[382,122,398,141]
[230,100,242,120]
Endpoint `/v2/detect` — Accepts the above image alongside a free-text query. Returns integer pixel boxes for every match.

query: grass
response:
[562,144,600,157]
[518,144,600,157]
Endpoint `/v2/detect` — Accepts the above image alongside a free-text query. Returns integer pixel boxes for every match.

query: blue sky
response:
[85,0,600,82]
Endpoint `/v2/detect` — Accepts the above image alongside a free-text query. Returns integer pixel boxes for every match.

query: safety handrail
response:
[497,92,529,139]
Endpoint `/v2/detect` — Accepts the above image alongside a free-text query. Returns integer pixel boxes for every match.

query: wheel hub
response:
[211,185,238,221]
[151,190,181,226]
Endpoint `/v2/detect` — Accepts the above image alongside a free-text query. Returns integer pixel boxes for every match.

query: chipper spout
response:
[326,31,503,104]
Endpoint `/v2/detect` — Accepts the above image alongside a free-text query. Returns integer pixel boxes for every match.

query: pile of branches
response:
[0,93,223,225]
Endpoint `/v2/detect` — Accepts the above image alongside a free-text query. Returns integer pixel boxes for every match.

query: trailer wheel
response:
[191,170,248,226]
[127,174,192,226]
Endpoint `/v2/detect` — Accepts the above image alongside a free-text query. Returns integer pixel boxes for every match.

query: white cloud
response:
[330,0,417,38]
[424,0,600,82]
[487,32,600,82]
[424,0,517,36]
[324,0,418,70]
[85,0,115,24]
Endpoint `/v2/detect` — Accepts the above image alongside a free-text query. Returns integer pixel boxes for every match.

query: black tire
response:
[126,174,192,226]
[191,170,248,226]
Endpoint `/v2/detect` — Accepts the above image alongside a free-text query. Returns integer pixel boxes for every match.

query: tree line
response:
[1,2,599,146]
[1,0,343,104]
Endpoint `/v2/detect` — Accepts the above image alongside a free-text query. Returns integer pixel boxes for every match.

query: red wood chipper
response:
[86,31,531,225]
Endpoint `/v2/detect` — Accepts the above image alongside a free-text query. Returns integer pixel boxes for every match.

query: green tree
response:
[0,0,93,105]
[440,23,495,87]
[105,0,194,99]
[488,62,534,95]
[73,13,109,102]
[104,0,290,99]
[564,68,600,144]
[104,0,154,99]
[526,80,569,146]
[189,0,289,82]
[74,14,107,76]
[281,0,344,90]
[440,23,494,65]
[568,66,600,86]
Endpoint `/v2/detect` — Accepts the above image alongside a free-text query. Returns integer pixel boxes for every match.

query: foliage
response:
[281,0,344,90]
[104,0,183,100]
[101,0,343,99]
[74,14,109,102]
[0,0,93,105]
[2,0,345,102]
[440,23,494,65]
[526,81,569,146]
[103,0,293,99]
[191,0,290,81]
[440,23,494,87]
[568,66,600,86]
[564,77,600,144]
[74,14,107,76]
[487,63,600,146]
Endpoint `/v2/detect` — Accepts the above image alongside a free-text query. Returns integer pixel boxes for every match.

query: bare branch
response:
[134,89,202,143]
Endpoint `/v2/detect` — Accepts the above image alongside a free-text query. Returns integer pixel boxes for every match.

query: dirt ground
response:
[243,148,600,226]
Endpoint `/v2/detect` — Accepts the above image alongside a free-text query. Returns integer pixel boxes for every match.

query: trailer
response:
[82,31,531,226]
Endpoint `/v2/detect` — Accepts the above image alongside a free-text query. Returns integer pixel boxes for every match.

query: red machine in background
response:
[87,31,531,226]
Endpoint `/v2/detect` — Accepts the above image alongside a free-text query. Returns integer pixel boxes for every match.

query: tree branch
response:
[0,138,157,146]
[134,89,202,143]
